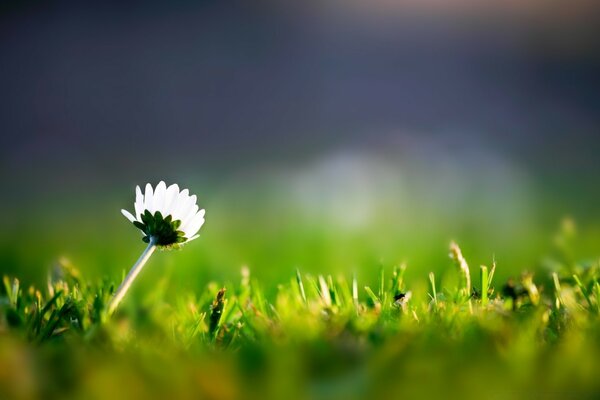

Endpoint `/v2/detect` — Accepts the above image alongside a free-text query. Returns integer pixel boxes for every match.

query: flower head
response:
[121,181,205,248]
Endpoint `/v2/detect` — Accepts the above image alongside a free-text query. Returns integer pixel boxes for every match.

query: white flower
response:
[108,181,206,314]
[121,181,205,247]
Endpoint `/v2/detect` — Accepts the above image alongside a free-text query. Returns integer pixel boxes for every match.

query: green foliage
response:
[1,236,600,399]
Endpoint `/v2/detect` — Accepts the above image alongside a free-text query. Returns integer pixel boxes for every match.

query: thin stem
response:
[108,238,157,315]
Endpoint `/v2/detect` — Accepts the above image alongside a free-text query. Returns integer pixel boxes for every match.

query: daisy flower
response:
[108,181,205,315]
[121,181,205,247]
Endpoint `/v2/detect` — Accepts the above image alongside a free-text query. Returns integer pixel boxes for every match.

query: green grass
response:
[2,225,600,400]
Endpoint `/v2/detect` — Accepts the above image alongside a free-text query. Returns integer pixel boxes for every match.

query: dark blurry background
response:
[1,0,599,291]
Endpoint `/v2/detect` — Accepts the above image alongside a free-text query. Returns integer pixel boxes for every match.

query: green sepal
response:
[129,209,185,247]
[142,210,152,224]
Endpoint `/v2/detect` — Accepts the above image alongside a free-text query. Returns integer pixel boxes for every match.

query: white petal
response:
[186,218,205,238]
[178,195,197,225]
[171,189,189,221]
[121,209,136,223]
[135,185,143,203]
[144,183,154,213]
[134,186,144,219]
[153,181,167,214]
[133,186,144,219]
[179,204,199,231]
[162,184,179,217]
[183,211,205,238]
[183,207,204,229]
[185,204,199,222]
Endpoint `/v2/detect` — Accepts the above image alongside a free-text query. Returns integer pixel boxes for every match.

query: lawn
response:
[1,214,599,400]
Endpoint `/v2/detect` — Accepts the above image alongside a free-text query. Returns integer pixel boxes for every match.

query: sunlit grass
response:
[1,222,600,399]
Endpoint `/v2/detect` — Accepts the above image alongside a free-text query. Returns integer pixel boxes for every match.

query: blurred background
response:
[1,0,600,294]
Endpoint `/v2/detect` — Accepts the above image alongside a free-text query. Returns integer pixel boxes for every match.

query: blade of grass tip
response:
[480,265,489,307]
[352,273,359,310]
[552,272,563,309]
[392,263,407,295]
[489,255,496,287]
[429,272,438,306]
[11,278,20,306]
[34,290,42,313]
[318,275,332,307]
[45,276,57,296]
[364,286,380,307]
[1,276,8,293]
[327,275,339,307]
[573,274,594,311]
[305,275,321,303]
[449,242,471,299]
[296,269,307,305]
[241,266,250,288]
[2,276,13,305]
[336,275,353,311]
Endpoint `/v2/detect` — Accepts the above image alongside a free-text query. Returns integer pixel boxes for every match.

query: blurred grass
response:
[2,185,600,295]
[4,150,600,294]
[1,233,600,399]
[2,166,600,399]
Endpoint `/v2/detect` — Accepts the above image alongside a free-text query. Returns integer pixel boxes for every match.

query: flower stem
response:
[108,238,157,315]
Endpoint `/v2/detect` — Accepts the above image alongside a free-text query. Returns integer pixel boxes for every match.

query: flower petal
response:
[144,183,154,213]
[134,185,144,219]
[182,210,205,238]
[179,204,199,232]
[172,189,189,221]
[121,209,136,223]
[178,195,197,226]
[162,183,179,217]
[154,181,167,214]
